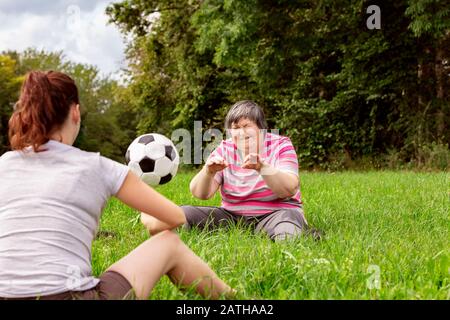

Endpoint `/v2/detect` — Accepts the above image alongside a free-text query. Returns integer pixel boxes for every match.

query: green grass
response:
[92,171,449,299]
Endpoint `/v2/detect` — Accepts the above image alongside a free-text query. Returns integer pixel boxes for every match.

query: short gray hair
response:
[224,100,268,129]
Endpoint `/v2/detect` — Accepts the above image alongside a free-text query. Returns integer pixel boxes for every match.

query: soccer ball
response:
[125,133,179,186]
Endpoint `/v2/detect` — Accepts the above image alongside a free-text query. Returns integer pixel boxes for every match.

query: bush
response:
[412,142,450,171]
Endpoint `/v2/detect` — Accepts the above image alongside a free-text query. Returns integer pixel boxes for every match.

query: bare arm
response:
[190,156,226,200]
[260,164,299,199]
[190,166,221,200]
[115,171,186,231]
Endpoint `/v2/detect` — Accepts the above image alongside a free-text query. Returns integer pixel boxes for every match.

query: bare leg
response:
[107,230,233,299]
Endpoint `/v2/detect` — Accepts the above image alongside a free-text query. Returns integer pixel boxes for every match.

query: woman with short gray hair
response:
[143,100,319,241]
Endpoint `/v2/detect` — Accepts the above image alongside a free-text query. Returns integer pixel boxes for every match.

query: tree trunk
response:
[434,42,445,140]
[417,55,427,151]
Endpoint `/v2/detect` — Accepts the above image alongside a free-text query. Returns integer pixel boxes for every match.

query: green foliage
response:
[406,0,450,37]
[0,55,23,154]
[1,1,448,169]
[107,0,450,169]
[412,141,450,170]
[0,49,137,162]
[107,0,241,137]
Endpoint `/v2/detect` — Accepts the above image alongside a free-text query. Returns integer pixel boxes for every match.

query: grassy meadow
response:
[92,171,449,300]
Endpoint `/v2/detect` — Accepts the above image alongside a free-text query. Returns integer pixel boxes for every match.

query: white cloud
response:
[0,0,126,79]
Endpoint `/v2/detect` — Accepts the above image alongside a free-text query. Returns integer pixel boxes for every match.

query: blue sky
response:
[0,0,126,77]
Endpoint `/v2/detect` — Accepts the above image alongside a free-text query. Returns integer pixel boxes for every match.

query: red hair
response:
[8,70,79,152]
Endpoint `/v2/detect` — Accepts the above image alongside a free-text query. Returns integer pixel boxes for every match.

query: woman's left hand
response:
[241,153,266,172]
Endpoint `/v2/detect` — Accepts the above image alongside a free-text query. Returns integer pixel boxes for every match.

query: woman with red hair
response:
[0,70,233,300]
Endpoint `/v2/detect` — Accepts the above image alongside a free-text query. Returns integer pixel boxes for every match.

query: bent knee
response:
[286,209,307,225]
[156,230,180,242]
[140,230,181,254]
[145,230,178,245]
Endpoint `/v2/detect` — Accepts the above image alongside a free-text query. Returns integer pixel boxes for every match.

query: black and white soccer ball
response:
[125,133,180,186]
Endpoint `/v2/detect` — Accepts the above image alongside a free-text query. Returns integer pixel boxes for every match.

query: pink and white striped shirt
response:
[210,132,302,215]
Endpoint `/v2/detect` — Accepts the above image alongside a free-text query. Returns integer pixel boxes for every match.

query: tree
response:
[107,0,450,168]
[406,0,450,146]
[1,49,136,161]
[0,55,23,154]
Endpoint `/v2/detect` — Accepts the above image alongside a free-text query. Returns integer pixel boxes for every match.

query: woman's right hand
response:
[205,156,229,175]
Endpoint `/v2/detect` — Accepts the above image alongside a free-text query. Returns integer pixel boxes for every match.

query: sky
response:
[0,0,126,78]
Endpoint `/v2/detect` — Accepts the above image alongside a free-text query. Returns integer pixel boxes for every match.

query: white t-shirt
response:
[0,140,129,298]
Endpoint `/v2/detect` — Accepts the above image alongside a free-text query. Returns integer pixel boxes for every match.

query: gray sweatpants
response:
[181,205,308,241]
